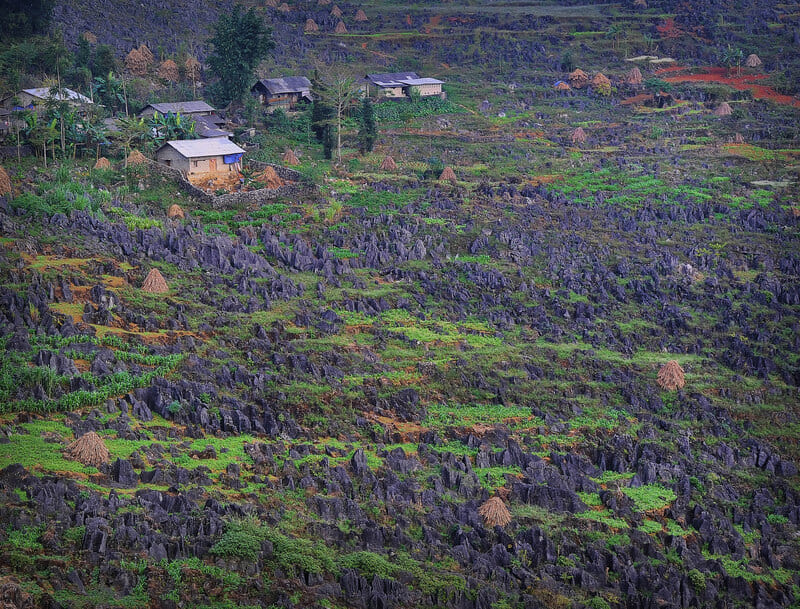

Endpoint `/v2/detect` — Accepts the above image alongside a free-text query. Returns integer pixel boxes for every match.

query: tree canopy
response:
[0,0,55,37]
[207,5,274,106]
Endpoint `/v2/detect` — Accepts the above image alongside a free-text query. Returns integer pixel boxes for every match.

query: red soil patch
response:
[654,65,688,74]
[621,93,654,106]
[662,67,800,107]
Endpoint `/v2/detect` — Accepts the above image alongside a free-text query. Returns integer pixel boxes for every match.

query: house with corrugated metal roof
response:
[154,137,244,177]
[0,87,94,115]
[139,101,216,119]
[362,73,445,99]
[251,76,313,112]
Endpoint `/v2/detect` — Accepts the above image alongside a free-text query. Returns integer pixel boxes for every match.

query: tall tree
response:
[357,97,376,154]
[207,5,274,106]
[312,65,361,162]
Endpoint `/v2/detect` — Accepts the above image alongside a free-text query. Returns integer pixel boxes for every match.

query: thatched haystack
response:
[277,3,290,13]
[138,44,154,65]
[65,432,109,467]
[554,81,571,92]
[0,166,12,197]
[142,268,169,293]
[568,69,589,89]
[318,0,330,4]
[334,20,348,33]
[126,150,148,166]
[571,127,587,145]
[355,9,368,21]
[282,149,300,165]
[714,102,732,116]
[254,166,284,189]
[265,0,278,7]
[331,5,343,17]
[82,31,98,44]
[158,59,179,82]
[93,157,111,170]
[304,18,320,33]
[633,0,648,8]
[380,156,397,171]
[626,67,643,86]
[185,56,201,81]
[591,72,612,96]
[167,204,185,219]
[657,360,685,391]
[125,48,148,76]
[479,497,512,528]
[439,166,457,182]
[731,132,745,144]
[744,53,762,68]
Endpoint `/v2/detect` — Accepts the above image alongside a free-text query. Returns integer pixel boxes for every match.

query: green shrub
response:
[339,551,398,580]
[587,597,611,609]
[688,568,706,592]
[210,518,267,562]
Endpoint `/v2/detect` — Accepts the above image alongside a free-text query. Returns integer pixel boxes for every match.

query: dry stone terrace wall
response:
[144,158,311,208]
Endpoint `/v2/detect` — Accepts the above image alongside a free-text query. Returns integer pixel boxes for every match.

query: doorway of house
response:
[209,158,217,172]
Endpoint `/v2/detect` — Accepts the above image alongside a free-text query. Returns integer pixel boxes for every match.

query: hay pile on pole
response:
[334,20,348,33]
[0,166,12,197]
[126,150,148,166]
[158,59,180,82]
[626,67,643,86]
[568,69,589,89]
[657,360,685,391]
[439,167,457,182]
[331,5,343,17]
[65,432,109,467]
[142,268,169,293]
[277,3,290,13]
[125,48,148,76]
[282,149,300,165]
[380,156,397,171]
[167,204,185,219]
[745,54,762,68]
[479,497,512,528]
[304,18,320,33]
[714,102,732,116]
[571,127,587,145]
[355,9,368,21]
[93,157,111,170]
[554,81,571,92]
[591,73,612,96]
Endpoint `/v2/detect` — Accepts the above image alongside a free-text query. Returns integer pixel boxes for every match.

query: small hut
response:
[626,67,643,86]
[554,81,571,92]
[744,53,762,68]
[167,204,185,219]
[439,166,457,182]
[334,20,348,33]
[65,432,109,467]
[355,9,368,21]
[0,166,11,197]
[93,157,111,170]
[380,156,397,171]
[591,73,612,96]
[568,69,589,89]
[714,102,733,116]
[571,127,587,145]
[142,268,169,293]
[304,18,320,33]
[331,5,343,17]
[657,360,685,391]
[282,149,300,165]
[479,497,512,528]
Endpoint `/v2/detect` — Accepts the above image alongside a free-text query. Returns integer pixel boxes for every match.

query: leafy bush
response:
[210,518,267,562]
[339,551,398,580]
[688,568,706,591]
[623,485,677,512]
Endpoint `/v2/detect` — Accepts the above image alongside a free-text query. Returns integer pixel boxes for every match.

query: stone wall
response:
[144,158,312,208]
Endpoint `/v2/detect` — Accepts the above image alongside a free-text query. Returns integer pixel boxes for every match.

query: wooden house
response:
[155,137,244,177]
[251,77,312,112]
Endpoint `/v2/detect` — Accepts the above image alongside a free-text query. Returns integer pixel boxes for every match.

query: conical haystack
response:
[185,56,201,81]
[126,150,148,166]
[731,132,745,144]
[318,0,330,4]
[158,59,179,82]
[744,53,762,68]
[633,0,648,8]
[657,360,685,391]
[479,496,512,528]
[554,81,571,92]
[304,18,320,33]
[142,268,169,293]
[626,67,643,86]
[380,156,397,171]
[65,432,109,467]
[277,3,290,13]
[355,9,368,21]
[331,5,343,17]
[93,157,111,170]
[82,31,98,44]
[167,204,185,219]
[714,102,732,116]
[138,44,154,66]
[0,166,12,197]
[254,166,284,189]
[571,127,587,145]
[439,166,457,182]
[282,149,300,165]
[265,0,278,6]
[334,20,348,33]
[568,68,589,89]
[125,48,148,76]
[591,72,612,96]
